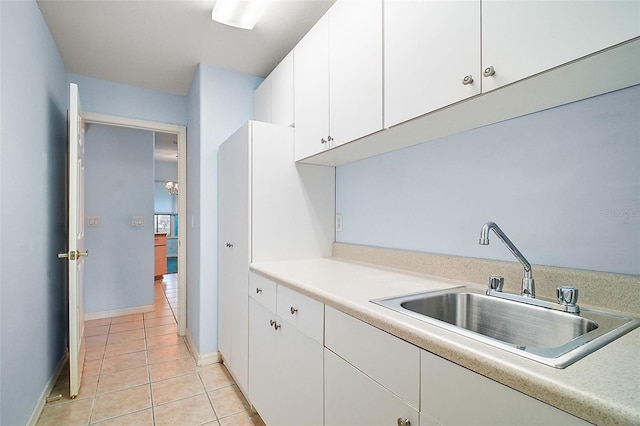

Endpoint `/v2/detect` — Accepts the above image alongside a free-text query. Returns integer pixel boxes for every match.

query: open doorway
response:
[83,112,187,336]
[154,132,179,320]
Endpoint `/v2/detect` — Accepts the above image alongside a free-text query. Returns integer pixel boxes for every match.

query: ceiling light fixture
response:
[165,181,178,196]
[211,0,271,30]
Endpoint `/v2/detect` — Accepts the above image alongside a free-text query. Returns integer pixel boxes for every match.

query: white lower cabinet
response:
[247,286,588,425]
[324,306,420,426]
[248,274,324,426]
[324,348,419,426]
[421,350,589,426]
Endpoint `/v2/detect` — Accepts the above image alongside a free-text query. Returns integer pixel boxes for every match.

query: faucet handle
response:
[557,286,579,306]
[488,275,504,292]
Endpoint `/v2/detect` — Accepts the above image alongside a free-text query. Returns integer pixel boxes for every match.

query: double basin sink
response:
[372,286,639,368]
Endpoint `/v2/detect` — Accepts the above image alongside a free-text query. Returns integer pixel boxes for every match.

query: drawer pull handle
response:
[269,319,281,331]
[256,288,262,294]
[290,307,298,315]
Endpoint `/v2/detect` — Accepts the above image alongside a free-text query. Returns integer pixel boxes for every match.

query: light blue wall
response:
[155,182,178,213]
[84,124,155,313]
[68,74,188,126]
[187,63,262,356]
[336,85,640,276]
[0,1,68,424]
[155,159,178,182]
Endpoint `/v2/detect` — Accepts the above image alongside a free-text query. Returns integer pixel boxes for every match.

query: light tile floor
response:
[37,274,265,426]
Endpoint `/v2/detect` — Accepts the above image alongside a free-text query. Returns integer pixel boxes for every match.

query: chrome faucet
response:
[479,222,535,298]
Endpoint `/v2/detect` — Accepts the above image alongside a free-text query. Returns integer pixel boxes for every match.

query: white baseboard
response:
[185,329,221,367]
[84,304,155,321]
[27,351,69,426]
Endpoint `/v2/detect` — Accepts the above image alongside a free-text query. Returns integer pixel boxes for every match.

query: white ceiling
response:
[37,0,335,95]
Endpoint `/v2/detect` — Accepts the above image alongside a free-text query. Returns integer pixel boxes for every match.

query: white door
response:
[218,123,250,394]
[59,83,88,398]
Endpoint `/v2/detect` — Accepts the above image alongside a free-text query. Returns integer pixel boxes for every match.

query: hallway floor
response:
[37,274,264,426]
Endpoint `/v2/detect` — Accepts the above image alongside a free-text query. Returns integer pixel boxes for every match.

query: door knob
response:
[58,250,89,260]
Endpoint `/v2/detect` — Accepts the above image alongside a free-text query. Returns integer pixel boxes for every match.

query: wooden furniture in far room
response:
[154,233,167,278]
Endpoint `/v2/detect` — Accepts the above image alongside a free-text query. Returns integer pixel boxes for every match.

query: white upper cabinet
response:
[384,0,481,128]
[253,52,294,126]
[270,52,294,127]
[482,0,640,92]
[294,13,330,160]
[295,0,383,161]
[328,0,383,147]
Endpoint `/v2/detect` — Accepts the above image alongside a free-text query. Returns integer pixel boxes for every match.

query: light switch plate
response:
[88,216,101,227]
[132,216,145,227]
[336,214,343,232]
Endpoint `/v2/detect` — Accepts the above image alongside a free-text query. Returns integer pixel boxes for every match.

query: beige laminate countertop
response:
[250,257,640,426]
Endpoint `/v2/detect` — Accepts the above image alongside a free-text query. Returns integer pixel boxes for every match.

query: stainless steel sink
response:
[371,286,640,368]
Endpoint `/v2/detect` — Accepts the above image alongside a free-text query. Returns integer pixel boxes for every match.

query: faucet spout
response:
[479,222,535,298]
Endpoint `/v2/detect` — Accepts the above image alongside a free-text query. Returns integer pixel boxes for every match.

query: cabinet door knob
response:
[483,65,496,77]
[226,242,233,248]
[462,74,474,85]
[290,307,298,315]
[397,418,411,426]
[327,136,334,143]
[269,319,281,330]
[321,138,327,144]
[256,288,262,294]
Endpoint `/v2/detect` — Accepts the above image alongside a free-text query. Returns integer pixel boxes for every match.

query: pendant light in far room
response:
[212,0,271,30]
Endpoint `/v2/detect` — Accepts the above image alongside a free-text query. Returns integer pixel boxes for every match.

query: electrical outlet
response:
[87,216,101,227]
[336,214,343,232]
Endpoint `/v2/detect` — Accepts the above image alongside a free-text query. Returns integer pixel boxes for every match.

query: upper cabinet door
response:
[294,14,330,161]
[384,0,481,129]
[271,52,294,127]
[329,0,383,147]
[482,0,640,92]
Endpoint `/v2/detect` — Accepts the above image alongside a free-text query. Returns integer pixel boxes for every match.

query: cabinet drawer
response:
[249,272,276,312]
[276,284,324,344]
[325,306,420,409]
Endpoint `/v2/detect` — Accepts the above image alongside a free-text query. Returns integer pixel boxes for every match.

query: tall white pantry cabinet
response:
[217,121,335,395]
